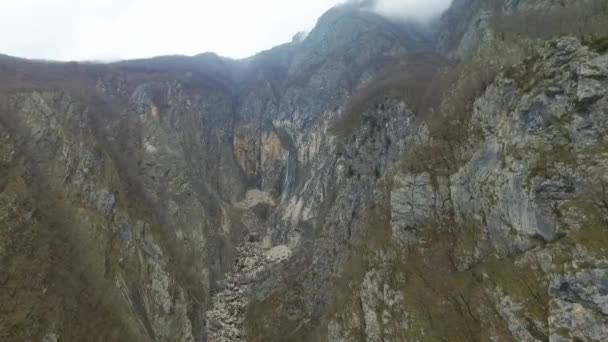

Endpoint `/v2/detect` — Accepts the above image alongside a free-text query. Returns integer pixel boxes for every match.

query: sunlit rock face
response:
[1,1,608,341]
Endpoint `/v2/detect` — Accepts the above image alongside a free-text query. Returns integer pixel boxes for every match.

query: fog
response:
[370,0,453,22]
[0,0,452,62]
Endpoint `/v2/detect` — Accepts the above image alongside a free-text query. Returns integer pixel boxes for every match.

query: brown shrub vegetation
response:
[328,52,455,138]
[328,42,507,148]
[0,54,235,105]
[493,0,608,44]
[330,0,608,145]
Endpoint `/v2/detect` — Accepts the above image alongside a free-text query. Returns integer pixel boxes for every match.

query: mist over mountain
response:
[363,0,453,22]
[0,0,453,62]
[1,1,608,341]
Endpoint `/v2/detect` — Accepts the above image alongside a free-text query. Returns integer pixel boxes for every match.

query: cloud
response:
[352,0,452,23]
[1,0,345,61]
[370,0,453,22]
[0,0,453,61]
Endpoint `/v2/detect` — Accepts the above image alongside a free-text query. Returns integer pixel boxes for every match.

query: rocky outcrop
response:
[325,35,608,342]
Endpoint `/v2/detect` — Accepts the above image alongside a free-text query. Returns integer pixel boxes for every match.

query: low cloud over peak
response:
[352,0,453,23]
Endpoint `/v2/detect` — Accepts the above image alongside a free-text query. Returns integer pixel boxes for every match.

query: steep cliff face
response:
[325,36,608,342]
[1,1,608,341]
[0,4,425,341]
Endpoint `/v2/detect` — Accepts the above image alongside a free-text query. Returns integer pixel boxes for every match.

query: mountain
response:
[1,1,608,341]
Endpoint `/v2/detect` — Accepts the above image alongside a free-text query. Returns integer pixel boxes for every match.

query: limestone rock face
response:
[1,1,608,342]
[0,4,425,341]
[326,36,608,342]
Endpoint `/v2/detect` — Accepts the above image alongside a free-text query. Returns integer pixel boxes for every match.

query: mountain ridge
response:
[1,1,608,341]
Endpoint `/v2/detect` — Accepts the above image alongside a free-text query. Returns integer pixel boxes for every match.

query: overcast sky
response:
[0,0,452,62]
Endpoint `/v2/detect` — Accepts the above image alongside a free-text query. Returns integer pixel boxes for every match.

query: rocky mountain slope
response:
[1,1,608,341]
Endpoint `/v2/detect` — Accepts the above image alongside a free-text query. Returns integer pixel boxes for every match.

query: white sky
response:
[0,0,452,62]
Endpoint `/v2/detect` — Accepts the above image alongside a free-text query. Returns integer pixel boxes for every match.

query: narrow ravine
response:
[205,190,292,341]
[205,236,266,341]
